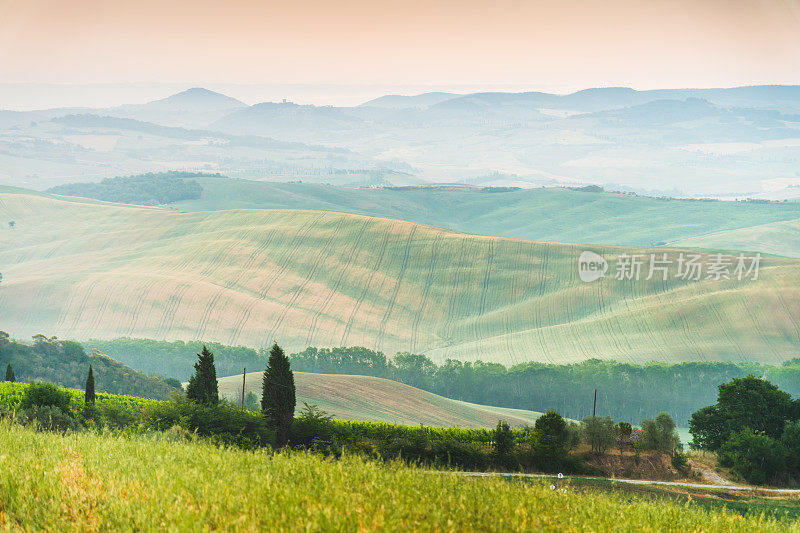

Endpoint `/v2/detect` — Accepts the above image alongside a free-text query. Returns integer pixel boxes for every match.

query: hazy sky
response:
[1,0,799,106]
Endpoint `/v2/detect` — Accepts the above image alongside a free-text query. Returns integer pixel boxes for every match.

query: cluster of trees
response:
[690,376,800,485]
[0,332,180,399]
[185,344,296,446]
[46,171,211,205]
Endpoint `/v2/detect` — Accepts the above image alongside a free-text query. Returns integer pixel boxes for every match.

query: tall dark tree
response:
[85,365,95,404]
[186,345,219,405]
[261,343,296,446]
[5,363,14,382]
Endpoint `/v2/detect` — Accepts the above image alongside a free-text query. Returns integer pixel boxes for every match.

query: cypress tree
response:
[85,365,95,405]
[261,343,296,446]
[186,345,219,405]
[4,363,14,382]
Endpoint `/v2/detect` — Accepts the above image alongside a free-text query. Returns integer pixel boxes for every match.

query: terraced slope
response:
[1,190,799,365]
[217,371,542,428]
[171,178,800,253]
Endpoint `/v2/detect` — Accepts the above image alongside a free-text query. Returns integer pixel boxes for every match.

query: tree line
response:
[46,171,211,205]
[86,339,800,426]
[0,332,180,399]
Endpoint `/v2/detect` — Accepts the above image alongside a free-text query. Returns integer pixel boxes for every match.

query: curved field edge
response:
[1,191,799,366]
[218,371,542,428]
[0,422,791,531]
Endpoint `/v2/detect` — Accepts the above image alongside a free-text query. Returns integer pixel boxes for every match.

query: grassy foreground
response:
[0,423,793,532]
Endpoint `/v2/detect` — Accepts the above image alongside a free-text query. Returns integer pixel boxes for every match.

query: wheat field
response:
[1,190,798,365]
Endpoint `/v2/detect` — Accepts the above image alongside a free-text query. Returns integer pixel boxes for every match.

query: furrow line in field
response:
[63,278,103,335]
[411,233,441,352]
[503,242,523,365]
[267,217,348,345]
[375,226,417,352]
[57,278,100,332]
[777,292,800,353]
[304,218,370,347]
[123,278,161,336]
[738,292,782,361]
[534,242,554,363]
[440,239,467,345]
[155,282,191,339]
[194,284,228,341]
[85,278,120,337]
[708,298,747,361]
[225,213,323,346]
[339,222,393,347]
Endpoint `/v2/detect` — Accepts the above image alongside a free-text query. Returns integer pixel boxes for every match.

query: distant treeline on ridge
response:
[46,171,220,205]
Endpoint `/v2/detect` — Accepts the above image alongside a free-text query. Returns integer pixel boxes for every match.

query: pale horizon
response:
[1,0,799,109]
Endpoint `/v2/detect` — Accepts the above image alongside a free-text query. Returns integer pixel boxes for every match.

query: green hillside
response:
[1,190,798,366]
[217,371,542,428]
[170,177,800,253]
[670,218,800,258]
[0,333,179,399]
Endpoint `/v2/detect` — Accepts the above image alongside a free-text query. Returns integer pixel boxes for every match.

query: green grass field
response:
[1,189,799,366]
[0,422,793,531]
[671,218,800,258]
[172,178,800,254]
[217,371,542,428]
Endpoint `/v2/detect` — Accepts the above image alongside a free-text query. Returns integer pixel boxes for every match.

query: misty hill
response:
[5,84,800,196]
[104,88,247,128]
[135,88,247,112]
[1,189,798,367]
[360,92,460,109]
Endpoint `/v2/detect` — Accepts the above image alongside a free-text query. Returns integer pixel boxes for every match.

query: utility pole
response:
[240,367,246,410]
[592,388,597,418]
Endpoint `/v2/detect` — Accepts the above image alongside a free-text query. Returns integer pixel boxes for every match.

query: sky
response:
[1,0,799,108]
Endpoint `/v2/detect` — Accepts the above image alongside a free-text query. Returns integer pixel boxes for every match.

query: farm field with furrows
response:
[1,188,799,366]
[172,177,800,254]
[217,371,542,427]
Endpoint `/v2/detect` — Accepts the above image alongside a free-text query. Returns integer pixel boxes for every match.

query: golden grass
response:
[0,422,793,532]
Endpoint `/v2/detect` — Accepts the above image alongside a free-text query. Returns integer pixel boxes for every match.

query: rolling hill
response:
[217,371,542,428]
[0,188,798,366]
[669,218,800,258]
[172,178,800,253]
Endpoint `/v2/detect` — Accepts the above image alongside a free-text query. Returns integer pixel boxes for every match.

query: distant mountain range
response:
[2,85,800,196]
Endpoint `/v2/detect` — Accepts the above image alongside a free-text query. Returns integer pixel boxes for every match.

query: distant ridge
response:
[359,92,460,109]
[139,87,247,111]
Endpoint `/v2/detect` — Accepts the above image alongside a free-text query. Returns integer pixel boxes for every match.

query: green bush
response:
[718,429,786,485]
[20,383,72,413]
[671,451,690,475]
[19,405,81,433]
[143,397,274,448]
